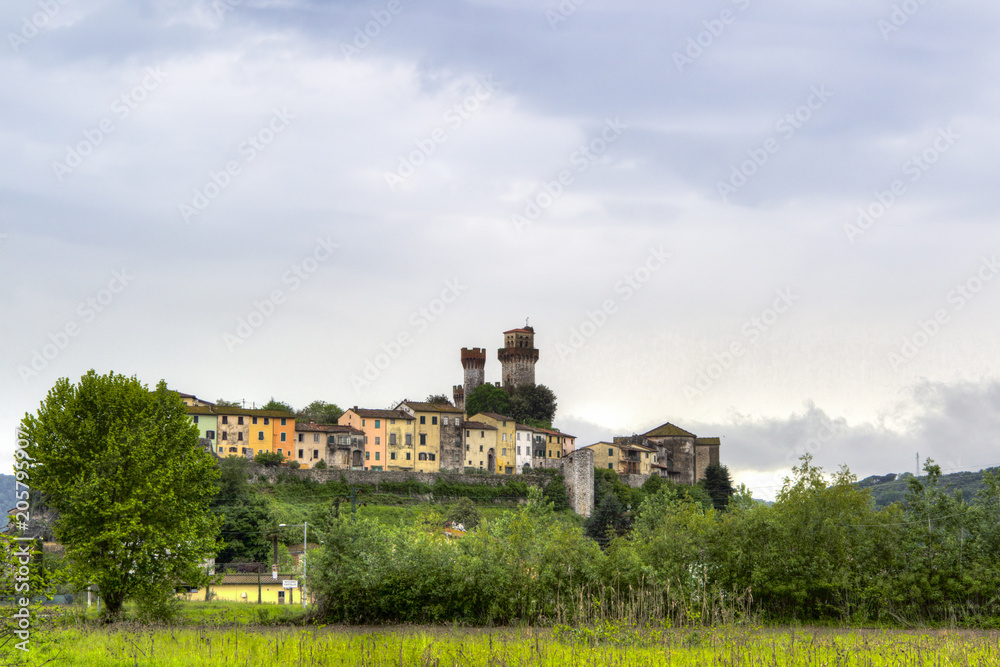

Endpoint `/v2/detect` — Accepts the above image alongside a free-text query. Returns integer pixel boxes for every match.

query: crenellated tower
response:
[498,325,538,389]
[454,347,486,411]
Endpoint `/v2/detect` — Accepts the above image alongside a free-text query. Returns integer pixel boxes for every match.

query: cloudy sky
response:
[3,0,999,499]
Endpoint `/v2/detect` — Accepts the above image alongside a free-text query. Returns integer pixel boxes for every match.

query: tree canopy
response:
[508,383,557,425]
[19,371,220,620]
[425,394,453,406]
[699,463,735,511]
[215,398,241,407]
[212,457,275,565]
[464,384,511,417]
[260,398,294,413]
[296,400,343,424]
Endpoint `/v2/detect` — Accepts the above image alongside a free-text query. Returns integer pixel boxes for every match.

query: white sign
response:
[272,565,278,580]
[282,579,298,589]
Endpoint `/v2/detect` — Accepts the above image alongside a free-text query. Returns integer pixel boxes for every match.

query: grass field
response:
[14,616,1000,666]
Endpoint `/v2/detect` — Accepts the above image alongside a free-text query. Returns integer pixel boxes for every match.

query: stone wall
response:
[619,473,652,489]
[561,449,594,517]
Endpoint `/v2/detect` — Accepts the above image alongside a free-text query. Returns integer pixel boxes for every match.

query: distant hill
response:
[0,474,15,528]
[856,467,1000,508]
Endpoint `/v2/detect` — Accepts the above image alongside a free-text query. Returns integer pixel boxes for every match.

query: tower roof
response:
[503,327,534,334]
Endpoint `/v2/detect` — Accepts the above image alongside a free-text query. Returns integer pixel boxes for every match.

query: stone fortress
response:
[453,322,539,410]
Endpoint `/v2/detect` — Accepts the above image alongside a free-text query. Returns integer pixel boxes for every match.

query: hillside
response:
[856,467,1000,508]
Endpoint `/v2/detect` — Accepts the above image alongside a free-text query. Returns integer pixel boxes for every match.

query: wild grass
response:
[15,624,1000,666]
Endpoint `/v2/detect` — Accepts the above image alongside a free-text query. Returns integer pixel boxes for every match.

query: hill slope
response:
[856,467,1000,508]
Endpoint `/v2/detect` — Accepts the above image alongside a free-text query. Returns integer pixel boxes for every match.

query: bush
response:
[254,451,284,467]
[313,459,327,469]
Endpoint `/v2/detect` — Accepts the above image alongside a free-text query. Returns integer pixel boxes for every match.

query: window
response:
[502,433,507,442]
[389,433,396,445]
[313,434,319,443]
[431,416,437,425]
[420,416,426,424]
[222,416,228,424]
[502,448,506,456]
[298,449,304,459]
[277,449,282,456]
[502,421,507,427]
[466,444,469,451]
[238,416,244,425]
[218,446,222,452]
[264,417,270,425]
[193,416,199,424]
[405,434,412,446]
[258,449,263,454]
[406,452,411,460]
[229,447,237,453]
[442,417,448,426]
[375,452,380,460]
[281,418,287,426]
[645,452,648,459]
[517,446,521,455]
[253,417,258,425]
[480,431,485,437]
[608,463,614,469]
[375,436,380,445]
[479,445,483,452]
[313,449,319,459]
[207,430,215,439]
[365,451,370,460]
[548,450,552,457]
[237,432,243,441]
[419,434,426,446]
[418,452,427,461]
[222,432,228,441]
[608,448,614,457]
[466,430,470,438]
[281,432,286,442]
[258,431,264,441]
[429,453,436,461]
[375,419,380,428]
[390,452,396,460]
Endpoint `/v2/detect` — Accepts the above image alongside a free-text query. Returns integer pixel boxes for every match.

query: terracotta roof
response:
[695,437,721,445]
[504,327,534,334]
[346,408,413,420]
[534,426,577,439]
[462,421,497,430]
[642,422,697,438]
[186,405,293,418]
[398,401,464,414]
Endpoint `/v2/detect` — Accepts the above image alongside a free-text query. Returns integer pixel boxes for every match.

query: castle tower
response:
[498,325,539,389]
[455,347,486,411]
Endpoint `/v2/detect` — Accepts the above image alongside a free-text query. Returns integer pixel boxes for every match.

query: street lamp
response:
[278,522,307,608]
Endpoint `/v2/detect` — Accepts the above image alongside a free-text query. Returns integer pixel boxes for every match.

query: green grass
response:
[15,623,1000,666]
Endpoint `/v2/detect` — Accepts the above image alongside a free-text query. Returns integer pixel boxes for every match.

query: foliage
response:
[253,451,284,467]
[445,497,481,529]
[19,371,220,621]
[464,384,511,417]
[543,474,570,511]
[214,399,241,407]
[507,383,558,425]
[259,398,294,413]
[312,459,327,469]
[699,463,735,511]
[294,400,343,424]
[584,494,632,544]
[425,394,453,406]
[211,457,274,565]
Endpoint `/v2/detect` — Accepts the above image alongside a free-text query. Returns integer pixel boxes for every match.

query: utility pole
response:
[916,452,920,476]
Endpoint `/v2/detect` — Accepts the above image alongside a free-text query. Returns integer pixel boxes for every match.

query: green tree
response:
[464,384,511,417]
[296,400,343,424]
[425,394,453,406]
[215,398,241,407]
[260,398,294,413]
[212,457,273,565]
[254,451,285,467]
[584,494,632,544]
[508,383,557,424]
[699,463,735,511]
[19,371,220,620]
[543,474,570,511]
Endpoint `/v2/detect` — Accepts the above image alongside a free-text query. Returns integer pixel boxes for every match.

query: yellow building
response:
[339,408,411,471]
[462,420,498,471]
[468,412,517,474]
[184,573,302,605]
[186,406,293,459]
[395,401,465,473]
[584,441,655,475]
[536,427,576,461]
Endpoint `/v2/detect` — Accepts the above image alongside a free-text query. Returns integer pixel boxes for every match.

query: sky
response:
[2,0,999,500]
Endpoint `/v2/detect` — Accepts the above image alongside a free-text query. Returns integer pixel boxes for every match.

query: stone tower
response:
[453,347,486,411]
[498,325,539,389]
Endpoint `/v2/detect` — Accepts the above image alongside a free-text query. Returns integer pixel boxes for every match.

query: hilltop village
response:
[182,325,722,487]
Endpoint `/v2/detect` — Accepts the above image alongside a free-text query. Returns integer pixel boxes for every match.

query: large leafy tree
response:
[508,383,557,425]
[260,398,294,413]
[212,457,274,564]
[464,384,511,417]
[425,394,453,406]
[215,398,241,407]
[19,371,220,620]
[296,400,343,424]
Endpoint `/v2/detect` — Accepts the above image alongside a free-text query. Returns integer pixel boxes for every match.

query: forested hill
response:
[0,473,14,528]
[856,467,1000,508]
